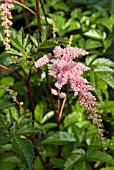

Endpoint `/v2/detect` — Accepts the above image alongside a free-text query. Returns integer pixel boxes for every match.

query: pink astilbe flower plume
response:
[35,46,106,149]
[35,53,52,68]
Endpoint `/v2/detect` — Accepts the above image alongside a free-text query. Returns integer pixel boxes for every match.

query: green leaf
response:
[0,77,14,86]
[64,111,83,128]
[54,2,69,11]
[34,102,47,124]
[30,34,39,47]
[42,131,76,145]
[17,116,30,126]
[86,39,102,50]
[85,55,97,66]
[17,27,23,46]
[26,43,32,53]
[96,18,112,32]
[12,136,34,170]
[42,123,57,131]
[70,9,81,19]
[68,20,81,31]
[23,34,29,49]
[86,149,114,164]
[90,11,103,23]
[74,161,92,170]
[97,73,114,89]
[64,154,83,170]
[39,41,57,48]
[50,157,65,169]
[0,154,20,170]
[8,49,23,56]
[15,126,40,135]
[10,38,23,51]
[41,111,54,124]
[41,28,47,42]
[0,95,15,110]
[33,157,44,170]
[0,136,11,146]
[84,29,106,40]
[94,66,114,73]
[70,125,85,143]
[91,58,114,67]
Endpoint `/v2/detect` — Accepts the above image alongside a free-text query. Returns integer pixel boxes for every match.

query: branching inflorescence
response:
[0,0,14,51]
[35,46,106,149]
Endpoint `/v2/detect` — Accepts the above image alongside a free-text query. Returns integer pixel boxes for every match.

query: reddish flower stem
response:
[35,0,42,37]
[13,0,36,15]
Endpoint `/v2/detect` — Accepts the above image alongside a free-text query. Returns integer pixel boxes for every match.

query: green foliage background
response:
[0,0,114,170]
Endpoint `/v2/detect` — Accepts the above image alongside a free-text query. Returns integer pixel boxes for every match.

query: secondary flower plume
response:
[35,46,105,148]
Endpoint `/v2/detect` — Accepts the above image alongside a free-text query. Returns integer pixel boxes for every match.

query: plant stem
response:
[13,0,36,15]
[58,89,60,115]
[25,69,35,123]
[0,64,24,81]
[39,0,48,26]
[32,140,47,170]
[20,0,32,34]
[58,94,67,122]
[46,74,57,118]
[35,0,42,37]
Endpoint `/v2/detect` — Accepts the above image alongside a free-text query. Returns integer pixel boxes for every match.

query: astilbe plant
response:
[0,0,109,169]
[35,45,106,149]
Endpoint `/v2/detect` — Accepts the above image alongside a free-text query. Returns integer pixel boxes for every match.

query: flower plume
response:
[35,45,106,148]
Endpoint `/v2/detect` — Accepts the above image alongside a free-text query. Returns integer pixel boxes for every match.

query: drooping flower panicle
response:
[35,46,106,149]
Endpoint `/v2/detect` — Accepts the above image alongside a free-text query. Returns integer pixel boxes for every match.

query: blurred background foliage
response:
[1,0,114,170]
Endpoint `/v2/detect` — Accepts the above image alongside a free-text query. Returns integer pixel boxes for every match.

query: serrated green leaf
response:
[64,154,83,170]
[91,58,114,67]
[86,149,114,164]
[42,131,76,145]
[30,35,38,47]
[97,73,114,89]
[41,29,47,42]
[15,125,40,135]
[85,55,97,66]
[39,41,57,48]
[8,49,23,56]
[17,28,23,46]
[23,34,29,49]
[12,136,34,170]
[26,43,32,53]
[10,38,23,51]
[94,66,114,73]
[41,111,54,124]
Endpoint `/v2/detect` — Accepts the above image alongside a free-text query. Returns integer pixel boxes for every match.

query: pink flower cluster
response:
[35,46,96,112]
[35,45,105,148]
